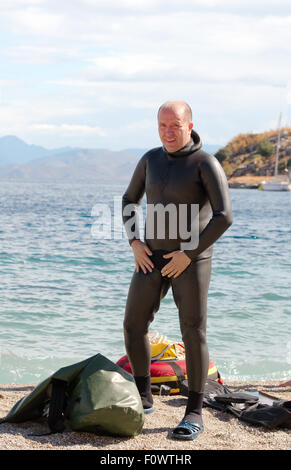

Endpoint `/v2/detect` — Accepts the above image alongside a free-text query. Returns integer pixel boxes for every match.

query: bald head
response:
[158,101,192,124]
[157,100,194,153]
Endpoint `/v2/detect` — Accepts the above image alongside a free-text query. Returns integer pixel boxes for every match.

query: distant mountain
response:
[123,148,149,158]
[0,135,221,182]
[0,135,79,165]
[0,148,140,182]
[124,144,220,158]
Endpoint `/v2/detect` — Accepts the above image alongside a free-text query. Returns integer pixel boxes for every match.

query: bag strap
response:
[118,357,129,368]
[47,378,68,434]
[0,380,68,434]
[168,361,186,383]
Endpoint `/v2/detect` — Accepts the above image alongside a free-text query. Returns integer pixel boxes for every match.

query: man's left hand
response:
[161,251,191,279]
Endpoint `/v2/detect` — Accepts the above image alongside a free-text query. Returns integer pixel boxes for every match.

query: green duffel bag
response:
[1,353,144,437]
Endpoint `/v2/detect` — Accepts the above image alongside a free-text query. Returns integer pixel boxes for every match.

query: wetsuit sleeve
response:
[122,155,147,245]
[183,155,233,260]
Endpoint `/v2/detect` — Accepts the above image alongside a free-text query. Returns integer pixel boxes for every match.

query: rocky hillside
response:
[215,127,291,185]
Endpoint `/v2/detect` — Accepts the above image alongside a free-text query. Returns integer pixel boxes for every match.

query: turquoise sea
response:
[0,181,290,384]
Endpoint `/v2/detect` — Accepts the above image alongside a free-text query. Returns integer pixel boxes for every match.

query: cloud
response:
[4,45,82,64]
[30,123,107,136]
[0,0,45,9]
[1,6,64,36]
[40,10,290,87]
[0,94,104,138]
[86,54,173,82]
[287,81,291,105]
[2,3,290,85]
[0,1,290,149]
[119,119,154,132]
[54,0,291,17]
[0,80,23,87]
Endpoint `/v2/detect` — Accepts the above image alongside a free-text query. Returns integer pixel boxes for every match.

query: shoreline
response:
[1,380,290,451]
[228,175,274,189]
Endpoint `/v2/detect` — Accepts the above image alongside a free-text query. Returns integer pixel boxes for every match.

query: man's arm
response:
[122,154,154,274]
[183,154,233,260]
[122,155,147,245]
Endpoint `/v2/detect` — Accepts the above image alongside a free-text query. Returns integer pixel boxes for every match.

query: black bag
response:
[203,380,291,429]
[239,400,291,429]
[166,372,291,430]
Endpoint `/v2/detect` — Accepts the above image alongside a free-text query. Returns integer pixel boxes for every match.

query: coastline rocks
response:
[228,181,259,189]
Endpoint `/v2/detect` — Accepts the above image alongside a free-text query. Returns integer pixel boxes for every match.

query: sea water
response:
[0,181,290,384]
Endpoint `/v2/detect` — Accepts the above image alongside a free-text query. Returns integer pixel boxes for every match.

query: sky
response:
[0,0,290,151]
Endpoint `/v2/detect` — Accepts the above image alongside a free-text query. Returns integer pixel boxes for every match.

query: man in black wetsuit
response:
[122,101,233,440]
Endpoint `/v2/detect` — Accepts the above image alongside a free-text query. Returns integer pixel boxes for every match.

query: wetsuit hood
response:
[164,129,202,160]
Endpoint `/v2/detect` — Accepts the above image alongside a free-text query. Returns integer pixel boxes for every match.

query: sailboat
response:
[260,113,291,191]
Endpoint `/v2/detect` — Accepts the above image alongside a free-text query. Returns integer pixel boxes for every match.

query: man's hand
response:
[131,240,154,274]
[161,250,191,279]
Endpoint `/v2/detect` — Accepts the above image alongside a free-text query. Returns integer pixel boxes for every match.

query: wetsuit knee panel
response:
[123,317,152,337]
[180,324,207,345]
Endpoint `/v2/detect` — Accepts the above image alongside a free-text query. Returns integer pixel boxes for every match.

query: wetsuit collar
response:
[163,130,202,160]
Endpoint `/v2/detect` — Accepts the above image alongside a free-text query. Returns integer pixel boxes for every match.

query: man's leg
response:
[123,268,170,410]
[171,256,212,435]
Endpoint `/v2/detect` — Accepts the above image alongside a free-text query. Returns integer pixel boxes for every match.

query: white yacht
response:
[260,175,291,191]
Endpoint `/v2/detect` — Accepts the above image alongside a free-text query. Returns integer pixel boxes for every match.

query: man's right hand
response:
[131,240,154,274]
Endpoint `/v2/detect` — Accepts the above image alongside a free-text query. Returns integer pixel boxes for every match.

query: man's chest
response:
[145,155,204,203]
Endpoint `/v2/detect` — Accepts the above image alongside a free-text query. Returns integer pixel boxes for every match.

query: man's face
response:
[158,107,193,153]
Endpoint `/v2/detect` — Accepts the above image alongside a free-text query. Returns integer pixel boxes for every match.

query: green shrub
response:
[215,146,232,163]
[257,139,275,158]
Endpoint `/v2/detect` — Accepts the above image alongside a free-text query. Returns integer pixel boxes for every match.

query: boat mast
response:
[274,112,282,177]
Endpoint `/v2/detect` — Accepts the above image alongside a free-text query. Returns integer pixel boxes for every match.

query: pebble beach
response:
[0,380,290,451]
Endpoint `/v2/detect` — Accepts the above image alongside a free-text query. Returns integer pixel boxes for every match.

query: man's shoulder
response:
[194,148,220,167]
[133,146,163,170]
[195,148,214,160]
[141,146,163,160]
[195,148,226,181]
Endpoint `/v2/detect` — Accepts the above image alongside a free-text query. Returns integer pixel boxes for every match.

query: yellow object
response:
[146,331,220,395]
[150,342,180,360]
[148,331,185,360]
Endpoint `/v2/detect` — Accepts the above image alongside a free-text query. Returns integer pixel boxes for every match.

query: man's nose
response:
[165,127,174,136]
